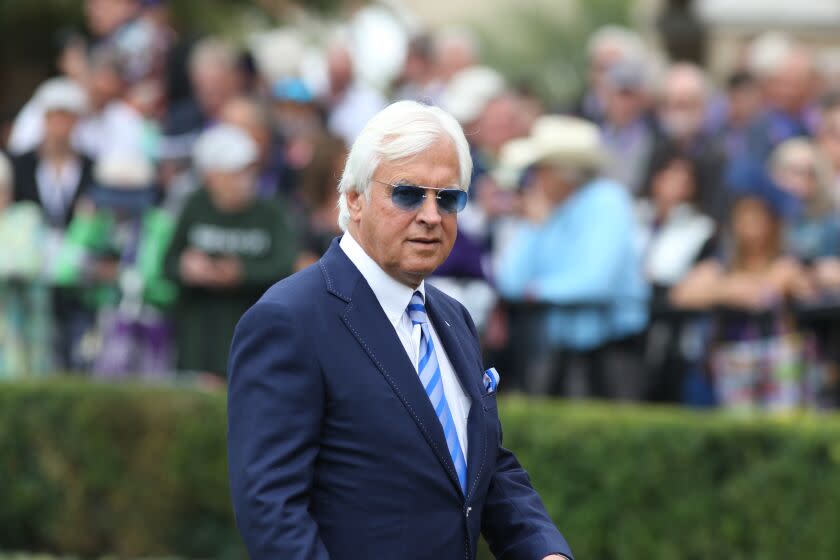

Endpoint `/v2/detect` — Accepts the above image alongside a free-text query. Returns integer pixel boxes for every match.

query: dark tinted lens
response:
[437,189,468,213]
[391,185,425,210]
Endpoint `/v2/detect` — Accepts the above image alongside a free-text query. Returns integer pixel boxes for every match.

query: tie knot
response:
[407,291,427,325]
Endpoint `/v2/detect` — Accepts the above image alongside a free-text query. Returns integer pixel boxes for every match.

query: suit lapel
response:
[424,290,486,501]
[341,284,465,496]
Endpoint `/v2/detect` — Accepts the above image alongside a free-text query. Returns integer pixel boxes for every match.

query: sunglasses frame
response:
[371,179,468,214]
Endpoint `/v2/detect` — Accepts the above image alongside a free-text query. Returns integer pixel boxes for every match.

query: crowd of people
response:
[2,0,840,410]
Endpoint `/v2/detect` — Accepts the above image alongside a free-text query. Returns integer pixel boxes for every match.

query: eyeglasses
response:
[372,180,468,214]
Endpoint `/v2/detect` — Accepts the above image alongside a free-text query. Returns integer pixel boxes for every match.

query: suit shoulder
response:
[235,264,325,340]
[257,263,325,309]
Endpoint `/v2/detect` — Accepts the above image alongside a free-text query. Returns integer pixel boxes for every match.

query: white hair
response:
[660,62,711,100]
[0,152,12,191]
[747,31,796,79]
[188,37,237,74]
[434,26,480,60]
[337,101,473,231]
[586,25,645,61]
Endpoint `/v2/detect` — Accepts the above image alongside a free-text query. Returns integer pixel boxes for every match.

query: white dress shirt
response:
[36,157,82,225]
[340,232,471,457]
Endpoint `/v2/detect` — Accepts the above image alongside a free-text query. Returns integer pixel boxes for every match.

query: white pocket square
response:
[483,367,500,394]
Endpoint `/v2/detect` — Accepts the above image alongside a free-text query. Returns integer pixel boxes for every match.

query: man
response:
[11,79,93,229]
[599,59,658,194]
[219,96,289,199]
[164,124,296,382]
[494,115,648,398]
[227,101,572,560]
[653,62,729,222]
[322,41,386,147]
[392,33,443,104]
[745,34,817,162]
[434,26,480,85]
[160,37,242,160]
[573,25,646,125]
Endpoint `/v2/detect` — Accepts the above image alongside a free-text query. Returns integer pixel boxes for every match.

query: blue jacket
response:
[495,178,649,350]
[227,238,572,560]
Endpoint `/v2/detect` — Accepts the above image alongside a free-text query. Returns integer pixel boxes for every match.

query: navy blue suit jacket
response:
[227,238,572,560]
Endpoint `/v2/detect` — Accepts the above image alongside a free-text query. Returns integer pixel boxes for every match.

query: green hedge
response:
[3,381,840,559]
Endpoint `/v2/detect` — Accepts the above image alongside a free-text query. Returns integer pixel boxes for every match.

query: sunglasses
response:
[373,179,468,214]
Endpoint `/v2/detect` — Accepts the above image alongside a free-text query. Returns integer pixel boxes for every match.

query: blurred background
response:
[3,0,840,558]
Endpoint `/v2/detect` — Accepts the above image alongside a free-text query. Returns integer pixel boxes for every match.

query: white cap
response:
[440,65,506,124]
[35,77,89,115]
[192,124,258,173]
[94,152,155,190]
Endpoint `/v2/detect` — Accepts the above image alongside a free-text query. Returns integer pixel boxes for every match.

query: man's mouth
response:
[408,238,441,245]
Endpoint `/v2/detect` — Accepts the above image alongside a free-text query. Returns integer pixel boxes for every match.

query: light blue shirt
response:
[495,177,649,350]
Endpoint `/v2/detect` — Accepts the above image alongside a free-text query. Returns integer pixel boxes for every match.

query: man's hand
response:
[214,256,244,288]
[179,249,216,285]
[519,184,553,224]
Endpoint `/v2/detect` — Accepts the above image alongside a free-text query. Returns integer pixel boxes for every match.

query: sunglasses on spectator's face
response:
[373,180,468,214]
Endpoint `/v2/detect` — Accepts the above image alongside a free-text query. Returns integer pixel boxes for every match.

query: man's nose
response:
[416,192,443,225]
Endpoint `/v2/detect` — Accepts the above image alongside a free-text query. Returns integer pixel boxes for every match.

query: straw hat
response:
[498,115,604,181]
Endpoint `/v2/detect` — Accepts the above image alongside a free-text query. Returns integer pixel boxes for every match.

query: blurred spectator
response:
[635,147,717,401]
[11,79,93,229]
[653,63,729,221]
[9,79,98,372]
[672,192,821,411]
[270,78,327,197]
[637,148,717,302]
[77,47,149,158]
[437,66,520,329]
[62,0,175,85]
[220,96,288,200]
[495,116,648,397]
[815,92,840,206]
[600,59,658,194]
[574,25,646,124]
[52,153,177,378]
[161,38,242,161]
[769,137,840,261]
[717,71,762,162]
[392,33,442,103]
[0,153,51,377]
[57,0,141,84]
[294,134,347,270]
[746,34,818,162]
[323,42,386,147]
[164,125,297,382]
[433,26,480,85]
[10,46,148,160]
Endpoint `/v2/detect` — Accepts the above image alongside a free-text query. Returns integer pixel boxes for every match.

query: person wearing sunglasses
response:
[227,100,573,560]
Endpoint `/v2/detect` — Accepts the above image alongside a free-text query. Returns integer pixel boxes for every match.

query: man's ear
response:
[346,189,364,222]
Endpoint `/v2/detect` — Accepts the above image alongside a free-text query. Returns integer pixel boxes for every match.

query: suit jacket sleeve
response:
[460,307,573,560]
[227,299,330,559]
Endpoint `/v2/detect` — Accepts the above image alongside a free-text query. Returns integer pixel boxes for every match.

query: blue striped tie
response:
[407,291,467,493]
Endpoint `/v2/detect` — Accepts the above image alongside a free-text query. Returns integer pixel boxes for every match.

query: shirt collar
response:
[339,231,426,326]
